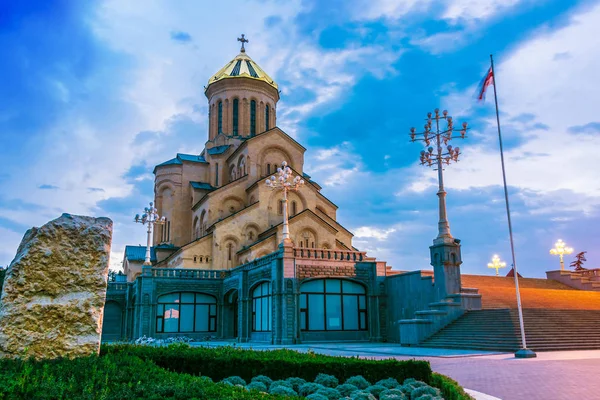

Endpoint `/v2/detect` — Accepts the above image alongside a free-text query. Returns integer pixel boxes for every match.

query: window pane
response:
[163,305,179,333]
[209,304,216,315]
[326,280,341,293]
[158,293,180,303]
[195,305,209,331]
[300,294,307,309]
[359,295,366,309]
[343,280,365,294]
[157,304,164,315]
[254,299,262,331]
[300,311,306,330]
[156,318,163,332]
[326,295,342,330]
[209,318,216,332]
[180,305,194,332]
[181,293,195,303]
[262,296,270,330]
[360,312,367,330]
[308,294,325,330]
[343,296,359,330]
[196,294,216,303]
[301,280,324,293]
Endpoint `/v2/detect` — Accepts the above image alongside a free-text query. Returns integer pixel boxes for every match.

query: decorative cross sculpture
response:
[265,161,304,244]
[134,202,166,266]
[238,34,249,52]
[488,254,507,276]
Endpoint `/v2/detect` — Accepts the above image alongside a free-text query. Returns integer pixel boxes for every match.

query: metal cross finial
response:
[237,34,249,52]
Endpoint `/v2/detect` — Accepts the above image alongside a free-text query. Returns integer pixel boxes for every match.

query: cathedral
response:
[102,38,479,345]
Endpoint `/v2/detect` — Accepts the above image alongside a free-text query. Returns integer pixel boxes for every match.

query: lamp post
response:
[488,254,507,276]
[550,239,573,271]
[410,108,468,244]
[265,161,304,244]
[134,202,166,266]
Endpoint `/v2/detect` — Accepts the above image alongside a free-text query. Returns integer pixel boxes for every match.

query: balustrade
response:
[150,268,227,279]
[292,247,365,262]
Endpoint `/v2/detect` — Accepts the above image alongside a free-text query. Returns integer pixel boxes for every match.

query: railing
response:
[576,268,600,278]
[293,247,366,262]
[150,268,227,279]
[107,282,128,291]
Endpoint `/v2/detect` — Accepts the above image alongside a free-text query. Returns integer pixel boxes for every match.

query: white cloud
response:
[354,226,397,240]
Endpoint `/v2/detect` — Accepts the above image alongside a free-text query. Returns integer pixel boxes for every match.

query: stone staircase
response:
[421,309,600,352]
[546,269,600,291]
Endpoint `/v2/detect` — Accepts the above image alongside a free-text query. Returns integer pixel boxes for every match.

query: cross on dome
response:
[237,34,249,52]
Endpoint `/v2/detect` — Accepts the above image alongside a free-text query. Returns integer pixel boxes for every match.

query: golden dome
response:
[206,51,278,92]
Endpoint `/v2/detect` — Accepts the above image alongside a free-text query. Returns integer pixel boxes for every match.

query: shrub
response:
[247,381,268,392]
[307,394,330,400]
[270,379,294,390]
[269,385,298,396]
[101,344,431,384]
[403,378,427,389]
[380,388,407,399]
[286,377,307,392]
[336,383,359,397]
[365,384,387,398]
[430,372,474,400]
[300,382,326,396]
[345,375,371,390]
[411,385,441,399]
[315,373,339,388]
[316,387,343,400]
[377,378,400,389]
[350,391,377,400]
[252,374,274,387]
[222,375,246,386]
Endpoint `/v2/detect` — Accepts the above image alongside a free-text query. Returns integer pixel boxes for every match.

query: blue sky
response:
[1,0,599,278]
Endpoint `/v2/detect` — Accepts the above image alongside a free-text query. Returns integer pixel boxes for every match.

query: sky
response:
[1,0,599,278]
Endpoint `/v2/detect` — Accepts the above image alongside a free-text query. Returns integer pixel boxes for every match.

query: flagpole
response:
[489,54,536,358]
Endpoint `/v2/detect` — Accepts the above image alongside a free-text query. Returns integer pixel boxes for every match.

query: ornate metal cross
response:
[237,34,249,52]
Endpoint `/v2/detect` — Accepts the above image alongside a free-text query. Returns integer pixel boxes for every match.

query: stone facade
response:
[1,214,112,359]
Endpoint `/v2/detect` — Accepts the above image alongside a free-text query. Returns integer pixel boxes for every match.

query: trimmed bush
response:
[315,373,339,388]
[411,385,441,399]
[345,375,371,390]
[430,372,474,400]
[271,379,294,390]
[380,388,407,399]
[222,375,246,386]
[286,377,308,392]
[336,383,359,397]
[101,344,431,384]
[316,387,343,400]
[300,382,327,396]
[350,391,377,400]
[253,374,274,387]
[247,381,268,392]
[269,385,298,396]
[377,378,400,389]
[403,378,427,389]
[307,394,330,400]
[365,384,387,397]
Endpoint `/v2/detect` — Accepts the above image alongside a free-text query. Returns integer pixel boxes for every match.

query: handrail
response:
[107,282,128,291]
[150,268,227,279]
[292,247,366,262]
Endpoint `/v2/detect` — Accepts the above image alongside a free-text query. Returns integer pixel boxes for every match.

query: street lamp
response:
[550,239,573,271]
[265,161,304,243]
[488,254,507,276]
[134,202,166,265]
[410,108,468,244]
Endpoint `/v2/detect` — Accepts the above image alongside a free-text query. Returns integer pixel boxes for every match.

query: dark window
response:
[267,164,271,175]
[215,163,219,186]
[231,60,242,76]
[246,60,258,78]
[278,200,283,215]
[227,243,233,261]
[300,279,367,332]
[167,221,171,242]
[252,282,272,332]
[156,293,217,333]
[291,201,297,216]
[232,99,239,136]
[250,100,256,136]
[265,105,270,130]
[217,101,223,133]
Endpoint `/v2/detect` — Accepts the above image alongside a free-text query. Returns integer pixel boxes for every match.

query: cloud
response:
[170,31,192,43]
[38,184,59,190]
[354,226,397,240]
[568,122,600,134]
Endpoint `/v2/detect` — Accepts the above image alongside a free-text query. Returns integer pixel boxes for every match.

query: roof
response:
[124,245,157,262]
[154,153,207,174]
[206,51,278,91]
[190,181,216,191]
[207,145,231,155]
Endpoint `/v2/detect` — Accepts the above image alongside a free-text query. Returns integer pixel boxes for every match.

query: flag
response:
[476,67,494,101]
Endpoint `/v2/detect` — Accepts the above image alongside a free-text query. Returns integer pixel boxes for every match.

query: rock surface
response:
[0,213,112,359]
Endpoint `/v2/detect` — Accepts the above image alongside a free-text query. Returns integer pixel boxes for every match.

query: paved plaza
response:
[194,342,600,400]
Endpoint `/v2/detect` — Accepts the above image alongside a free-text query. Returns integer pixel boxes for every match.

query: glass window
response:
[156,292,216,334]
[300,279,367,332]
[252,282,272,332]
[250,100,256,136]
[265,105,270,130]
[218,101,223,133]
[232,99,239,135]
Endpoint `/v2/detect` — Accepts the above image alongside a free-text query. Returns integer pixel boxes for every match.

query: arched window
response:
[217,101,223,134]
[265,105,270,130]
[227,243,233,261]
[215,163,219,186]
[232,99,239,136]
[278,200,283,215]
[299,279,367,332]
[252,282,272,332]
[156,292,217,333]
[267,164,271,175]
[291,201,297,216]
[248,231,254,241]
[250,100,256,136]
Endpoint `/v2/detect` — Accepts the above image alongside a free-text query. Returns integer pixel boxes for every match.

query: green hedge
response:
[101,344,432,385]
[430,372,474,400]
[0,352,293,400]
